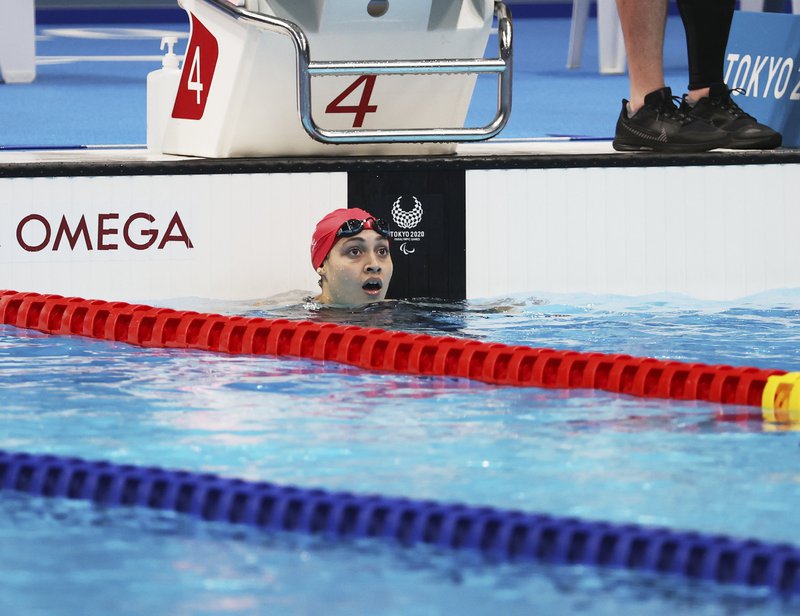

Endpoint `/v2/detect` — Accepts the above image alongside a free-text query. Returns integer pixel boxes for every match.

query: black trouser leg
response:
[676,0,736,90]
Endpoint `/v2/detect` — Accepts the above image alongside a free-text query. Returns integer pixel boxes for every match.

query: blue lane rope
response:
[2,451,799,595]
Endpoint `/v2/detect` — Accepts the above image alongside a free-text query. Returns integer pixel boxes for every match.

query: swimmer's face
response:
[317,230,393,306]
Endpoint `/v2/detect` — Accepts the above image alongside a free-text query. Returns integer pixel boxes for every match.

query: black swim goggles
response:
[336,217,391,239]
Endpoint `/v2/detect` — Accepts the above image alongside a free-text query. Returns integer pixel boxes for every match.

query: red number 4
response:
[325,75,378,128]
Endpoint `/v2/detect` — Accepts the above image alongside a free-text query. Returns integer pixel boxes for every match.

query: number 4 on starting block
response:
[172,14,219,120]
[326,75,379,128]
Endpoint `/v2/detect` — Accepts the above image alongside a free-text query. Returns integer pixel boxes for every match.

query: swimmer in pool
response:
[310,207,393,307]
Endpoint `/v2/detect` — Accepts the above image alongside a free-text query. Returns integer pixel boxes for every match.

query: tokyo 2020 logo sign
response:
[391,196,423,229]
[390,196,425,256]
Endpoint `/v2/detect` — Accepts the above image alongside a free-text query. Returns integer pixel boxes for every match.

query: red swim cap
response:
[310,207,377,270]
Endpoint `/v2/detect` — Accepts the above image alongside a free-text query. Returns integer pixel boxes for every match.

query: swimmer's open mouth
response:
[362,279,383,293]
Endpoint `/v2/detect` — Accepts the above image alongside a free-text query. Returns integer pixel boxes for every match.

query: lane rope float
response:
[1,290,797,419]
[2,449,800,596]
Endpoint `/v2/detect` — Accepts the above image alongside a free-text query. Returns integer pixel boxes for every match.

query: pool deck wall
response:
[1,146,798,303]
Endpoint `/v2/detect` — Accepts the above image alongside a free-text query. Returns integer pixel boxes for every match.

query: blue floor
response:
[0,15,694,148]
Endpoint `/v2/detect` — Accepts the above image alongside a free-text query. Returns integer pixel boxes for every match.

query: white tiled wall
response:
[466,164,798,301]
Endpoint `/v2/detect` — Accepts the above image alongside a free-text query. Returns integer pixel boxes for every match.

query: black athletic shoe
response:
[680,84,782,150]
[612,86,729,153]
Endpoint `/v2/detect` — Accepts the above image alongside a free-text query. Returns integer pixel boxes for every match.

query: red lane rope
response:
[0,290,785,407]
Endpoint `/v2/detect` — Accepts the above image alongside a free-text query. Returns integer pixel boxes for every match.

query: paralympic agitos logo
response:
[14,211,194,252]
[390,196,424,256]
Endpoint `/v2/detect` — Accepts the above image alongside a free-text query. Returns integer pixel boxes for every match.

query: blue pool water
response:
[3,292,800,615]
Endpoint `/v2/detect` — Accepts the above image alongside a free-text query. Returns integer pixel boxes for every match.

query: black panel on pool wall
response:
[347,170,466,300]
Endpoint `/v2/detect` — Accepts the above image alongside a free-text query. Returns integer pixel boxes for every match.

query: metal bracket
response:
[202,0,513,144]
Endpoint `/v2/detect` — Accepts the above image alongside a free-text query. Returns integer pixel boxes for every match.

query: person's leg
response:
[612,0,728,152]
[676,0,781,149]
[676,0,734,102]
[615,0,668,113]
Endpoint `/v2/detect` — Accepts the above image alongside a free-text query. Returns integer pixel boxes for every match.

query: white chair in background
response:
[0,0,36,83]
[567,0,626,74]
[739,0,800,13]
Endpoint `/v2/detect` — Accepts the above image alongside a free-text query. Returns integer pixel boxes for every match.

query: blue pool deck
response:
[0,8,701,149]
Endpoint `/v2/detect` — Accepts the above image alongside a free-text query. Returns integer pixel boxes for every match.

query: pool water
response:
[2,291,800,615]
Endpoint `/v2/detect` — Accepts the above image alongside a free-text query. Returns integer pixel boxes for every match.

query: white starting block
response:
[153,0,512,157]
[0,0,36,84]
